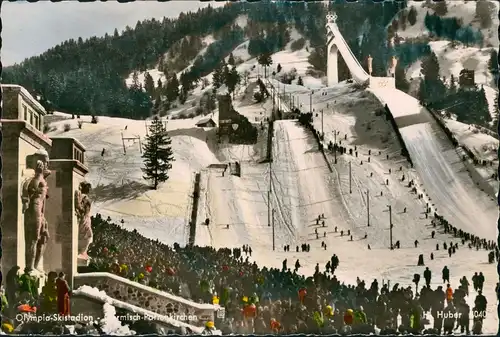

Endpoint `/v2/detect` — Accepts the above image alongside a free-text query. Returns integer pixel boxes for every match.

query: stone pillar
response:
[1,120,52,279]
[327,43,339,86]
[44,138,88,289]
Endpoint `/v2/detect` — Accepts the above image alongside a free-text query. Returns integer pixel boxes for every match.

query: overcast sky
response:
[2,1,226,66]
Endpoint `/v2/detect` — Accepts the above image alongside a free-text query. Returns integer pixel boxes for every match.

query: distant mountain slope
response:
[3,0,404,120]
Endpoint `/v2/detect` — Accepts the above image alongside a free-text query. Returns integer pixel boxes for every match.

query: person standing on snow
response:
[460,276,469,296]
[477,272,484,292]
[423,267,431,287]
[472,272,479,291]
[294,259,301,272]
[442,266,450,283]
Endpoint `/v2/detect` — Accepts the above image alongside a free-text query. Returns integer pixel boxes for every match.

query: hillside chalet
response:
[195,117,216,128]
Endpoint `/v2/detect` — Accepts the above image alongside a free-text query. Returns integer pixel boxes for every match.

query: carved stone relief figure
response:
[21,159,50,273]
[75,182,93,259]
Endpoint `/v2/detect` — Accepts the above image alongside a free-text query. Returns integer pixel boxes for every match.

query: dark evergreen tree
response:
[434,1,448,16]
[421,52,440,81]
[424,12,432,31]
[297,76,304,86]
[277,63,282,73]
[226,67,241,99]
[257,52,273,78]
[488,49,498,81]
[475,0,493,29]
[144,72,155,97]
[151,98,162,117]
[419,52,446,105]
[228,53,236,66]
[449,74,458,95]
[395,64,410,92]
[141,116,175,190]
[408,6,418,26]
[165,74,180,103]
[308,47,326,73]
[212,62,225,89]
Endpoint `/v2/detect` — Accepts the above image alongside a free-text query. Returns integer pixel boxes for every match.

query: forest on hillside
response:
[3,0,407,119]
[9,0,494,127]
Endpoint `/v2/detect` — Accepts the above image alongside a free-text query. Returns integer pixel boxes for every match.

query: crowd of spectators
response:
[85,213,492,335]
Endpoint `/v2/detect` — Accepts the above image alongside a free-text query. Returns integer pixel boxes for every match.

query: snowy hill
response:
[397,1,498,47]
[194,81,498,334]
[398,0,498,119]
[47,113,220,245]
[37,3,499,333]
[124,23,318,95]
[400,0,499,83]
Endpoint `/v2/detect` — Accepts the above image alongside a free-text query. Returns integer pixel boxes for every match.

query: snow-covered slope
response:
[195,111,498,333]
[399,1,498,118]
[125,34,217,88]
[398,1,498,47]
[371,88,497,240]
[397,1,499,87]
[48,113,219,245]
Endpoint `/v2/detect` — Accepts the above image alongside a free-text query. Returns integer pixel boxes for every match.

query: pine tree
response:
[141,116,175,190]
[421,52,440,81]
[475,0,493,29]
[151,98,162,117]
[228,53,236,66]
[417,78,428,103]
[257,52,273,78]
[144,72,155,97]
[434,1,448,16]
[395,65,410,92]
[226,67,241,99]
[488,49,498,81]
[408,6,418,26]
[277,63,282,73]
[165,74,179,103]
[449,74,457,95]
[297,76,304,86]
[131,71,140,88]
[212,63,225,89]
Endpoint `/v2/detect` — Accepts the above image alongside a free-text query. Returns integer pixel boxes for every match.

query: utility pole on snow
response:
[334,129,337,164]
[268,146,272,228]
[272,208,276,251]
[309,93,313,114]
[121,132,126,155]
[321,109,324,138]
[366,190,370,227]
[387,204,393,249]
[349,161,352,194]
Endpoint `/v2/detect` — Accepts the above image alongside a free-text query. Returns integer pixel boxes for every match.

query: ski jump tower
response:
[325,12,395,89]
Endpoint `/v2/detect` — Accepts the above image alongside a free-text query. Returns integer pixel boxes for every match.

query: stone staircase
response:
[74,272,219,327]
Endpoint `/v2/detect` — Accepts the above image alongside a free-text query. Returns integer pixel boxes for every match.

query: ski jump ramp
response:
[325,13,497,239]
[326,13,394,89]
